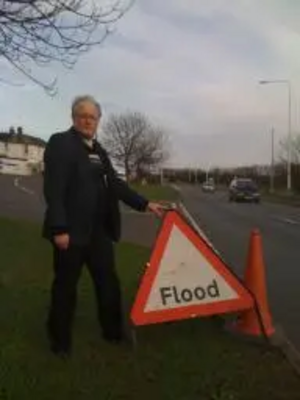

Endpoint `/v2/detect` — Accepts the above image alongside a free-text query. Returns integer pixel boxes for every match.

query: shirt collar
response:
[70,126,96,149]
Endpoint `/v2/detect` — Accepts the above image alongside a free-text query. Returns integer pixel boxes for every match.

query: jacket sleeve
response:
[43,134,72,233]
[98,144,149,212]
[111,173,149,212]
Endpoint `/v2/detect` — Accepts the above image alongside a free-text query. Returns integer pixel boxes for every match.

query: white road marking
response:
[12,178,178,215]
[170,184,181,192]
[274,217,300,226]
[13,177,35,195]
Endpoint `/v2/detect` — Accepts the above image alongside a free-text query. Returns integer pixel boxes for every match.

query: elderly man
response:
[42,95,164,357]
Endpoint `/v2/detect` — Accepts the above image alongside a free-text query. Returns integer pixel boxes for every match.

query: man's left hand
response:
[147,202,165,218]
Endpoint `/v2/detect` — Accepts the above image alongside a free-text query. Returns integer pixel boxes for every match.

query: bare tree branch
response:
[101,111,169,180]
[278,134,300,165]
[0,0,134,94]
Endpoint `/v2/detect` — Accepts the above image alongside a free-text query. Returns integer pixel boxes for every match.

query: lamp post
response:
[270,127,275,194]
[259,79,292,192]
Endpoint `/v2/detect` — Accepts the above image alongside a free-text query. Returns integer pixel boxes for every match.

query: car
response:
[228,178,260,203]
[202,179,216,193]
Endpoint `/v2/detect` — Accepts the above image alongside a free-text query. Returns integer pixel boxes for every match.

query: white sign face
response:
[144,225,239,312]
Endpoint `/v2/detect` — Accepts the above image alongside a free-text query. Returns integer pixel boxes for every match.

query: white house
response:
[0,127,46,176]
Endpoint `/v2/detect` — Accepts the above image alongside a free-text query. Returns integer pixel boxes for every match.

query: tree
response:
[17,126,23,136]
[101,111,169,181]
[279,134,300,165]
[0,0,133,95]
[8,126,16,136]
[278,133,300,191]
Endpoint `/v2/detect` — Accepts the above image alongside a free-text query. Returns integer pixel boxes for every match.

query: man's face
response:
[72,101,100,139]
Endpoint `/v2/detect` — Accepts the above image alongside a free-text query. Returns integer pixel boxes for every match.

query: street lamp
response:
[258,79,292,192]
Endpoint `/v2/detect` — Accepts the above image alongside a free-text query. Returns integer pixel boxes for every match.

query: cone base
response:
[231,317,275,338]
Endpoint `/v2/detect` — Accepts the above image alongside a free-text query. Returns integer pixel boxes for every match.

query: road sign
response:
[130,210,254,326]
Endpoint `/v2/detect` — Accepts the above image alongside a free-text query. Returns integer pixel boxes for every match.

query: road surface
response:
[180,185,300,349]
[1,176,299,348]
[0,175,160,248]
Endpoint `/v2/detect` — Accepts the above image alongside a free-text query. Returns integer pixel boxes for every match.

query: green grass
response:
[0,217,300,400]
[130,183,178,202]
[262,190,300,207]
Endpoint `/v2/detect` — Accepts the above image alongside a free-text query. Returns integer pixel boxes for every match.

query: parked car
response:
[228,178,260,203]
[202,179,216,193]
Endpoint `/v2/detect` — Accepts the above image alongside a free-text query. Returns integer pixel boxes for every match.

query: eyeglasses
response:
[75,113,99,122]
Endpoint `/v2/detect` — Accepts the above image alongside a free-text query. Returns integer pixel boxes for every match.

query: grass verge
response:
[130,183,178,202]
[262,191,300,207]
[0,217,300,399]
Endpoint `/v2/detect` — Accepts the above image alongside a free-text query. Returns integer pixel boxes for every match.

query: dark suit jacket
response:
[42,127,149,245]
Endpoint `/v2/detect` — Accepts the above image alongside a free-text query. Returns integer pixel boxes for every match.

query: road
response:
[1,176,299,347]
[0,175,43,222]
[0,175,160,248]
[180,185,300,349]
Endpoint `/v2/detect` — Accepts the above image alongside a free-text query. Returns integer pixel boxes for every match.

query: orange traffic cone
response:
[234,229,275,338]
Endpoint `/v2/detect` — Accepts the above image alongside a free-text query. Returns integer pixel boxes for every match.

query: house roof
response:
[0,131,46,147]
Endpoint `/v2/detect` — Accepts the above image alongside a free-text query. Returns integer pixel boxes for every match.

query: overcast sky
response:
[1,0,300,168]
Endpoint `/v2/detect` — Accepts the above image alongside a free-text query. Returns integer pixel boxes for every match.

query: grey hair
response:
[71,95,102,117]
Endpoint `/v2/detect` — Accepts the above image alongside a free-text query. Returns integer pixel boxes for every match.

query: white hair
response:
[71,95,102,117]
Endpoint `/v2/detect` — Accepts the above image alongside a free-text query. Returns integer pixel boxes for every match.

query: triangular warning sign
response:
[130,210,254,326]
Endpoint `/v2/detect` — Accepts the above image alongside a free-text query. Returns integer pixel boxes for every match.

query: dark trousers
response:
[47,231,123,349]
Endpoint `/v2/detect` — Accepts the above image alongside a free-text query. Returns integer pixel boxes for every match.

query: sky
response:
[1,0,300,169]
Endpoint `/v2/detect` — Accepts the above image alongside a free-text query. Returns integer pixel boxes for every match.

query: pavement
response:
[0,175,160,248]
[178,184,300,350]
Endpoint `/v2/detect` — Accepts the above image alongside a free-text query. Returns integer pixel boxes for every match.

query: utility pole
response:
[259,79,292,191]
[287,82,292,192]
[160,167,164,186]
[188,168,191,183]
[270,127,275,193]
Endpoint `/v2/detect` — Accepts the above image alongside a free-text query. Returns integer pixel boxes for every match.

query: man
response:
[42,95,164,358]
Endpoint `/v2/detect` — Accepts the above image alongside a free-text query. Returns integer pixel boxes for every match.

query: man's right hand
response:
[54,233,70,250]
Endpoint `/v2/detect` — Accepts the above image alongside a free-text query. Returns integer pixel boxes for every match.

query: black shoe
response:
[50,342,71,358]
[46,321,71,357]
[103,333,123,343]
[102,328,135,346]
[102,329,125,343]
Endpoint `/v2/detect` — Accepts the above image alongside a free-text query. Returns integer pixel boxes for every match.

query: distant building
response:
[0,127,46,176]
